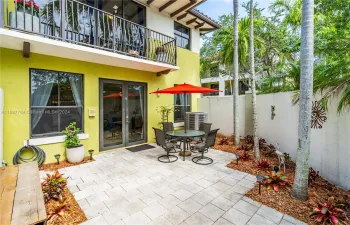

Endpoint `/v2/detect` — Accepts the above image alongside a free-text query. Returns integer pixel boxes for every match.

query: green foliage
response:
[201,0,350,112]
[156,105,174,127]
[62,122,81,148]
[263,171,290,191]
[42,170,67,203]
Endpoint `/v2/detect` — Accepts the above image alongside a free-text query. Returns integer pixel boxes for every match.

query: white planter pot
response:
[66,145,85,163]
[9,10,40,33]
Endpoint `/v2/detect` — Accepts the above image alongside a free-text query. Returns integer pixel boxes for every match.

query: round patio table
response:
[166,130,205,161]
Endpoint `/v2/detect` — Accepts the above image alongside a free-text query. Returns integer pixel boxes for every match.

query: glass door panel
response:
[100,79,146,151]
[101,82,124,148]
[127,85,145,144]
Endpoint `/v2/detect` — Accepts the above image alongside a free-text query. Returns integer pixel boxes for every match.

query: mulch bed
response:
[40,157,93,225]
[40,156,94,171]
[45,187,87,225]
[213,136,350,224]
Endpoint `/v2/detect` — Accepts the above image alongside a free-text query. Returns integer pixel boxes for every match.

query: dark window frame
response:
[173,84,191,124]
[174,22,191,50]
[29,68,84,138]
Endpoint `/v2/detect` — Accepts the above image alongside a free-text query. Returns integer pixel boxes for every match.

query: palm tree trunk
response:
[291,0,314,201]
[233,0,240,145]
[249,0,260,160]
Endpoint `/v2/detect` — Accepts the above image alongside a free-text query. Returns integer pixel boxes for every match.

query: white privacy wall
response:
[198,92,350,190]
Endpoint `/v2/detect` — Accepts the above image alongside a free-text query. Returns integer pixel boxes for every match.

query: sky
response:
[196,0,275,23]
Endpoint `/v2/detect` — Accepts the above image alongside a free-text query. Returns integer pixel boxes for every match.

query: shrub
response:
[240,152,251,161]
[42,170,67,203]
[254,159,270,170]
[263,171,290,192]
[309,167,320,185]
[283,152,291,162]
[259,138,266,146]
[237,144,251,151]
[245,135,254,144]
[62,122,81,148]
[218,137,229,145]
[310,197,348,225]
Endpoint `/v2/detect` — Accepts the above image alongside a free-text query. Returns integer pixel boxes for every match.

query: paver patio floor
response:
[58,144,307,225]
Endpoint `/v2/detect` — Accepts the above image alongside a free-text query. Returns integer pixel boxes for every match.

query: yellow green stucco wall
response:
[0,47,200,165]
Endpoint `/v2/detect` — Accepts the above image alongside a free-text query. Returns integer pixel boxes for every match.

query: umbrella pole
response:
[184,92,187,133]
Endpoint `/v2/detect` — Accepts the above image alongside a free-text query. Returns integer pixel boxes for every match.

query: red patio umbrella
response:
[104,92,138,98]
[150,83,221,132]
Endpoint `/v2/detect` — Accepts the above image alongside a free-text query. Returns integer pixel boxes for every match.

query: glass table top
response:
[166,130,205,137]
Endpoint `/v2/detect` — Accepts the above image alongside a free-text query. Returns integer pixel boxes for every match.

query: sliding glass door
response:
[99,79,147,151]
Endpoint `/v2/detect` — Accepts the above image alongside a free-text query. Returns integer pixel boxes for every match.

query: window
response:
[99,0,146,26]
[174,86,191,123]
[30,69,83,137]
[174,22,190,50]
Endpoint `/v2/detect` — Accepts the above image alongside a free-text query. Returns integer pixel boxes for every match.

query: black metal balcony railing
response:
[2,0,177,66]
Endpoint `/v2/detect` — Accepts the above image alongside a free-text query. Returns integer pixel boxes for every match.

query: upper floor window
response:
[30,69,83,137]
[97,0,146,26]
[174,22,190,50]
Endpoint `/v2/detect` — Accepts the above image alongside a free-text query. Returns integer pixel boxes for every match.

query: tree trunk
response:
[233,0,240,145]
[249,0,260,160]
[291,0,314,201]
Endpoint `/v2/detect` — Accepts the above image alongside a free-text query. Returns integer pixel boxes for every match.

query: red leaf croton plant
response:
[310,196,349,225]
[15,0,40,16]
[263,171,291,192]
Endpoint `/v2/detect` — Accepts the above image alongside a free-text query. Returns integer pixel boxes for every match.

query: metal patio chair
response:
[190,122,212,152]
[153,128,178,163]
[192,129,219,165]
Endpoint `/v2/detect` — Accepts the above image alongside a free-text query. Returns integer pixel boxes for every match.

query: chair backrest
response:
[199,123,212,134]
[205,129,219,148]
[153,127,166,146]
[162,122,174,133]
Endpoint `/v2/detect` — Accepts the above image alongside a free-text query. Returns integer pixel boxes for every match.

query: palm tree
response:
[291,0,314,201]
[233,0,240,145]
[269,0,302,31]
[249,0,260,159]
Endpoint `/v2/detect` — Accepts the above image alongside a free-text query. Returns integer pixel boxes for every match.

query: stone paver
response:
[63,144,306,225]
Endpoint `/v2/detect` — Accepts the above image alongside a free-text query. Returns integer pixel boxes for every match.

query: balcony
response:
[0,0,178,73]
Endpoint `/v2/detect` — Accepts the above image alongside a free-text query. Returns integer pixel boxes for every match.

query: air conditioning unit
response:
[186,112,208,130]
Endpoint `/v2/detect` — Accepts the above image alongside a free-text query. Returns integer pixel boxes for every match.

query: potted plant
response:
[62,122,84,163]
[9,0,40,33]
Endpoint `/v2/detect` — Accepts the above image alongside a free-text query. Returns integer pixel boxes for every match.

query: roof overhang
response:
[139,0,220,35]
[0,29,179,73]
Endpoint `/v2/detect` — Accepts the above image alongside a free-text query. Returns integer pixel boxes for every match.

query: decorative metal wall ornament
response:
[271,105,276,120]
[311,101,327,129]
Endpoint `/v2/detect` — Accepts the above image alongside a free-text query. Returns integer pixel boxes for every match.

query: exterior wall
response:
[146,7,201,54]
[146,7,175,38]
[0,47,200,165]
[197,92,350,190]
[198,95,252,137]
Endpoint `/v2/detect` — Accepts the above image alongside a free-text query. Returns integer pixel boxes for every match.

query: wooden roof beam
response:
[147,0,155,5]
[159,0,177,12]
[199,28,214,32]
[186,18,197,25]
[195,22,205,29]
[177,13,188,21]
[170,0,197,17]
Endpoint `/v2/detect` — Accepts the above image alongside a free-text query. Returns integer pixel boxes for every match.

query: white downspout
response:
[0,88,3,167]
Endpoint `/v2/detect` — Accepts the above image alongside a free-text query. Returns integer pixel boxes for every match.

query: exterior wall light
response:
[54,154,61,165]
[256,175,265,195]
[234,154,241,165]
[88,149,94,160]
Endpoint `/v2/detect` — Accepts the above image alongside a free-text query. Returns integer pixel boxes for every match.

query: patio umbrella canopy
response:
[150,83,221,131]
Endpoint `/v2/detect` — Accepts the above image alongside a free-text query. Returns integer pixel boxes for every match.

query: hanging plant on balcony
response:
[15,0,40,17]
